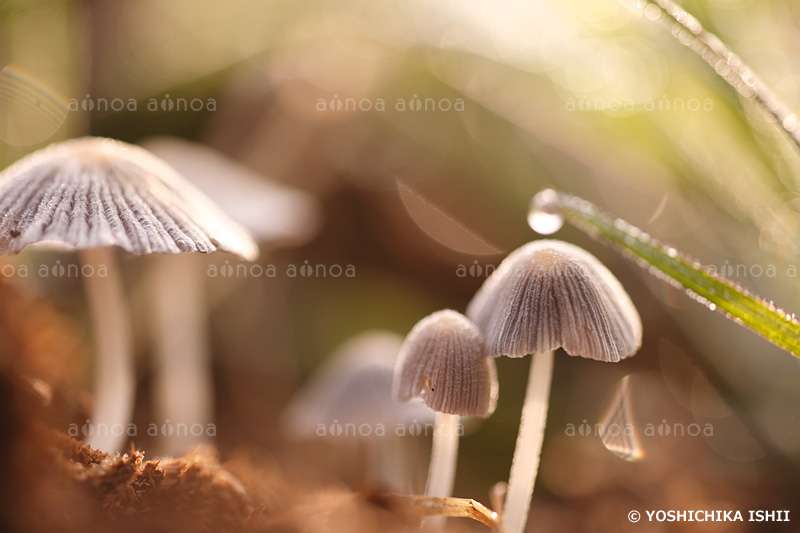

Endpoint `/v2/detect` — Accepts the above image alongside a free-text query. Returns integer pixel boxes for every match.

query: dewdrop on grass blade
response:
[543,188,800,358]
[527,188,564,235]
[393,310,498,531]
[467,240,642,533]
[0,137,258,453]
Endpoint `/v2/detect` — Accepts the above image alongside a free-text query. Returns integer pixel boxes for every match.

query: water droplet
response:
[643,3,662,21]
[528,189,564,235]
[599,375,643,462]
[783,114,798,132]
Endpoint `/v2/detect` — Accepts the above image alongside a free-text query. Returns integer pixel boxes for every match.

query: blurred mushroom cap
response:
[140,136,321,247]
[392,310,498,418]
[282,331,435,439]
[466,239,642,362]
[0,137,258,259]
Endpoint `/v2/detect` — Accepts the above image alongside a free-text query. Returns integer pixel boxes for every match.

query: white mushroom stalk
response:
[393,310,498,530]
[421,413,461,533]
[467,240,642,533]
[0,137,258,453]
[502,350,553,533]
[142,136,320,455]
[424,412,460,498]
[149,253,213,455]
[81,247,134,452]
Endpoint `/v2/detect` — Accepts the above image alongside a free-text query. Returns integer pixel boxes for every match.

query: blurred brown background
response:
[2,0,800,531]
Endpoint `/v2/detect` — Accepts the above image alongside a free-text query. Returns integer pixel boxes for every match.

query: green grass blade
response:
[538,189,800,358]
[635,0,800,152]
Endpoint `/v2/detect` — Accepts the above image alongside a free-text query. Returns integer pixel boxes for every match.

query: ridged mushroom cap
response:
[466,240,641,362]
[393,310,498,418]
[0,137,258,259]
[282,331,435,439]
[140,136,321,246]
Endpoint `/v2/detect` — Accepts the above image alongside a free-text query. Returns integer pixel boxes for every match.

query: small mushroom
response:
[392,309,498,520]
[282,331,435,492]
[0,137,258,452]
[466,239,641,533]
[140,136,321,455]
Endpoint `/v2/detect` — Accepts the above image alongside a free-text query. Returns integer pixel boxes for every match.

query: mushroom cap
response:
[392,310,498,418]
[140,136,321,246]
[0,137,258,259]
[282,331,435,439]
[466,240,642,362]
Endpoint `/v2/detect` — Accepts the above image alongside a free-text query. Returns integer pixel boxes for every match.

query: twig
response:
[386,493,502,531]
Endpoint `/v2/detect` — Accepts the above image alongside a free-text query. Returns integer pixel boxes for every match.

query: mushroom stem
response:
[503,350,554,533]
[81,247,134,452]
[425,412,460,497]
[422,412,460,531]
[366,436,409,492]
[150,253,213,456]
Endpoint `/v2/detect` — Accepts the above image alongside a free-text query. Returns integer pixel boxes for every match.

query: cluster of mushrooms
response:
[391,240,643,532]
[0,136,318,454]
[282,235,643,531]
[0,136,643,532]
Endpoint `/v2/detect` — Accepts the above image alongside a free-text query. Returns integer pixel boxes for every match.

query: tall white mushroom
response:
[140,136,320,455]
[393,309,497,530]
[467,240,642,533]
[0,137,258,453]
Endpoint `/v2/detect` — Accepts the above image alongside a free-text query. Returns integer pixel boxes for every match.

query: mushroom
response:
[282,331,435,492]
[140,136,321,455]
[0,137,258,453]
[140,136,320,245]
[392,309,498,517]
[466,239,642,533]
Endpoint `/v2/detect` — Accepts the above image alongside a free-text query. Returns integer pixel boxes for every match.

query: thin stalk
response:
[425,413,460,497]
[422,412,460,531]
[150,253,213,456]
[365,436,407,492]
[503,351,554,533]
[385,436,411,492]
[489,482,507,516]
[81,247,134,452]
[386,494,502,532]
